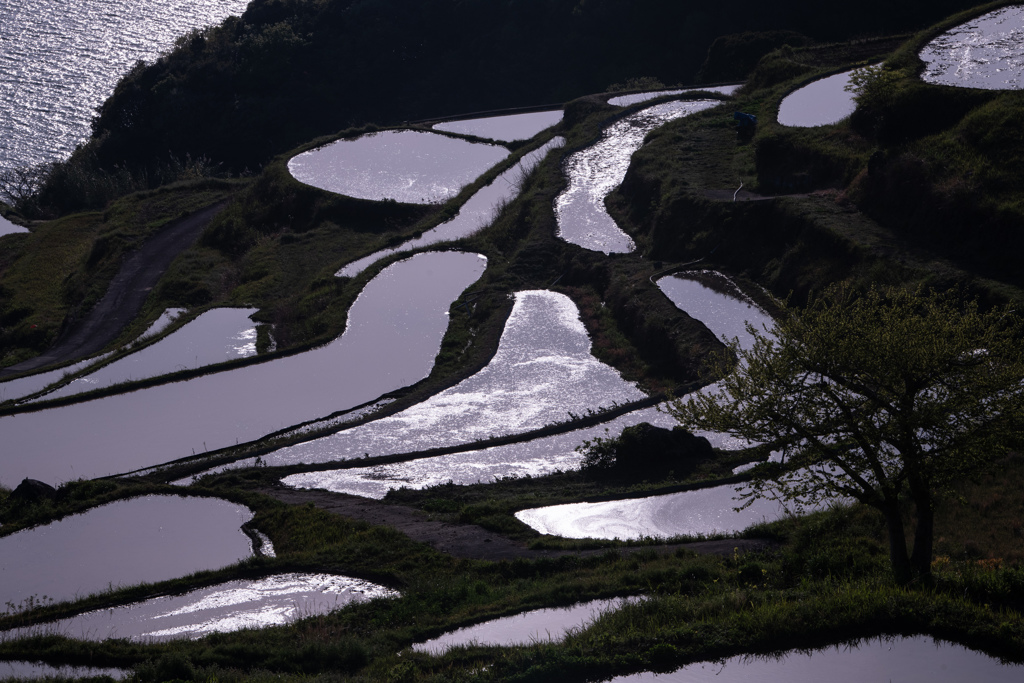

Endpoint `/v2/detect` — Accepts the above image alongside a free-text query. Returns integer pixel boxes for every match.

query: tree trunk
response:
[910,481,935,583]
[882,503,913,585]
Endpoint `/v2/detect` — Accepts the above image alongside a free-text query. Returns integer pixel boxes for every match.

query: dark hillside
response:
[80,0,977,180]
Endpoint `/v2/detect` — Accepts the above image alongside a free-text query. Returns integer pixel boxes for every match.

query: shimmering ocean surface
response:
[0,0,250,175]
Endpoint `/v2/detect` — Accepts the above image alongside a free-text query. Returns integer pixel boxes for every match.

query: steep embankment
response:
[608,7,1024,305]
[27,0,980,216]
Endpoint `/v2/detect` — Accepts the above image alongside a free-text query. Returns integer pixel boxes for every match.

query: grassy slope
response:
[2,6,1024,681]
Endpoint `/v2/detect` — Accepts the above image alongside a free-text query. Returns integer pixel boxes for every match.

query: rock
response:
[8,478,57,506]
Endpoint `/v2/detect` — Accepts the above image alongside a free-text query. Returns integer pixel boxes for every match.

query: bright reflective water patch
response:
[514,483,804,540]
[5,574,398,642]
[141,308,187,339]
[656,272,773,349]
[412,596,641,654]
[607,85,740,107]
[0,252,486,487]
[0,355,110,404]
[337,137,565,277]
[0,495,253,610]
[0,660,129,680]
[556,100,721,253]
[777,69,859,127]
[607,635,1024,682]
[920,6,1024,90]
[432,111,563,142]
[288,130,509,204]
[280,406,676,498]
[259,290,646,467]
[0,215,29,239]
[41,308,258,401]
[657,271,775,450]
[0,0,250,175]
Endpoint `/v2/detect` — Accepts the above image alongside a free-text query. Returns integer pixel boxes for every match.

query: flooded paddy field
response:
[556,99,721,253]
[337,137,565,278]
[288,129,509,204]
[4,574,398,642]
[38,308,258,401]
[432,110,563,142]
[251,290,646,468]
[921,5,1024,89]
[412,596,641,655]
[279,406,676,497]
[0,495,253,610]
[514,482,803,540]
[0,215,29,239]
[0,252,485,486]
[777,69,860,127]
[607,635,1024,682]
[607,85,739,107]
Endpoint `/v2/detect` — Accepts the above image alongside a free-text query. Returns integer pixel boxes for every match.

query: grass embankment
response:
[2,459,1022,681]
[3,10,1024,680]
[608,0,1024,304]
[0,181,239,369]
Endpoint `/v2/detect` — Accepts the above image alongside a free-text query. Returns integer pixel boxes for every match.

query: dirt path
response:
[260,486,775,562]
[0,200,229,378]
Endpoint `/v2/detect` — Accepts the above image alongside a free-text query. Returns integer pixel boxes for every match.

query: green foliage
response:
[669,284,1024,583]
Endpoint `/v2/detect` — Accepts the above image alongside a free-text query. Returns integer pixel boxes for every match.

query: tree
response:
[667,284,1024,584]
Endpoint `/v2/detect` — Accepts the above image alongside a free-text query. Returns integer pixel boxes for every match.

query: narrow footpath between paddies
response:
[0,199,231,378]
[260,486,775,562]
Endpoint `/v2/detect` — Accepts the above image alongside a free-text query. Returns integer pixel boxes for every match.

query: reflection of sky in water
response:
[0,252,485,487]
[515,274,787,540]
[0,496,253,609]
[432,110,563,142]
[41,308,258,401]
[288,129,510,204]
[514,482,807,540]
[412,596,641,654]
[281,406,673,497]
[279,273,767,497]
[0,214,29,238]
[0,353,112,404]
[608,635,1023,682]
[262,290,646,467]
[4,574,398,642]
[338,137,564,277]
[556,99,721,254]
[777,69,859,127]
[607,85,740,107]
[921,6,1024,90]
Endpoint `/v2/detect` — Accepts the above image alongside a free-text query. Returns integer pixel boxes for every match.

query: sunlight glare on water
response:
[0,0,250,175]
[288,130,509,203]
[920,5,1024,90]
[337,137,564,277]
[259,290,647,467]
[3,574,398,642]
[555,99,722,253]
